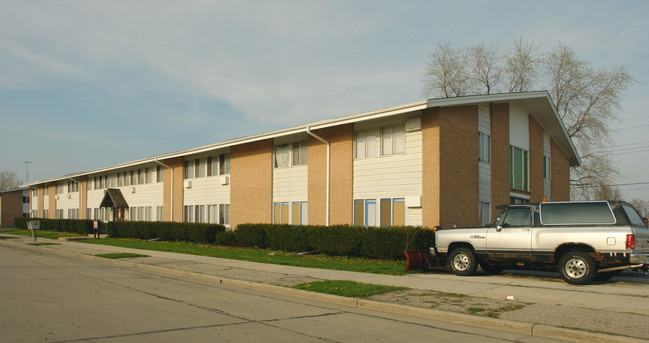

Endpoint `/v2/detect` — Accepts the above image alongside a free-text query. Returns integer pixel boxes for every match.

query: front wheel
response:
[448,247,478,276]
[558,251,596,285]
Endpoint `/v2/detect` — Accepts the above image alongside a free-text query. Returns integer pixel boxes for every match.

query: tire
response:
[480,261,504,275]
[448,247,478,276]
[558,251,596,285]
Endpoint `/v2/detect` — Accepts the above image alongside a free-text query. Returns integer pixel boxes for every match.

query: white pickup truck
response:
[431,200,649,284]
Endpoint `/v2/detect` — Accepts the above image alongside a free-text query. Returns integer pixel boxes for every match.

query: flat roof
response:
[21,91,580,187]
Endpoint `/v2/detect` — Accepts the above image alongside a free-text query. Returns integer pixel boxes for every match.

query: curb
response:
[1,237,645,343]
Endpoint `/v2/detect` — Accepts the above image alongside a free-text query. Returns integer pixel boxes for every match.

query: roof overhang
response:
[21,91,579,187]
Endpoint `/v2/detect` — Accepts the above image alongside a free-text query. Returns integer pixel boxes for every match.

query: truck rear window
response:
[540,202,616,225]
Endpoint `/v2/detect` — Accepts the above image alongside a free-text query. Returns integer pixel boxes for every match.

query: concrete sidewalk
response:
[1,233,647,343]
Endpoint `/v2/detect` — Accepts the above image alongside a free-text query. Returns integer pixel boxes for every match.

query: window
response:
[494,207,532,227]
[194,159,201,178]
[67,181,78,193]
[183,205,195,223]
[156,206,164,221]
[273,202,290,224]
[354,199,377,226]
[43,186,49,196]
[156,166,163,183]
[291,201,308,225]
[354,129,377,159]
[275,143,290,168]
[219,204,230,225]
[292,141,308,166]
[510,146,529,192]
[207,157,215,176]
[478,202,491,226]
[380,198,405,227]
[544,156,551,180]
[220,154,230,174]
[381,124,405,156]
[479,132,490,163]
[540,202,616,225]
[184,161,193,179]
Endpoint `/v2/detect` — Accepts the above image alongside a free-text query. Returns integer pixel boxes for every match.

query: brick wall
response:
[79,176,87,219]
[0,190,22,227]
[551,140,571,201]
[422,107,441,227]
[48,184,56,219]
[308,124,353,225]
[160,157,184,222]
[439,105,479,228]
[529,115,545,202]
[231,139,273,229]
[491,103,510,213]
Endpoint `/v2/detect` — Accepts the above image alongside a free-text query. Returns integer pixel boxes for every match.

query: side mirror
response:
[496,225,503,232]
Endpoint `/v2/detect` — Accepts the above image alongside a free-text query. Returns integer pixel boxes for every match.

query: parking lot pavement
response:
[1,233,648,342]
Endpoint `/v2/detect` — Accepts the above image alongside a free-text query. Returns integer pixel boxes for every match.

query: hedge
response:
[106,221,225,244]
[234,224,435,260]
[14,217,96,234]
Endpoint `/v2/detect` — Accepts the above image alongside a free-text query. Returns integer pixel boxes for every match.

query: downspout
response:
[154,158,174,222]
[306,126,330,226]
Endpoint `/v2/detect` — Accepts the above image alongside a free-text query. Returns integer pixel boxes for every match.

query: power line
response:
[571,181,649,189]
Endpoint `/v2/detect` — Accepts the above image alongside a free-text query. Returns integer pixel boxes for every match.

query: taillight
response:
[626,234,635,249]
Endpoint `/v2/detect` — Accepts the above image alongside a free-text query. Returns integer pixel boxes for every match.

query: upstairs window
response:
[479,132,490,163]
[355,129,377,159]
[510,146,529,192]
[381,124,405,156]
[220,154,230,174]
[275,141,307,168]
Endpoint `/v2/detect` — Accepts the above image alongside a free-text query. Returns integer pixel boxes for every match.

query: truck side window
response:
[500,208,532,227]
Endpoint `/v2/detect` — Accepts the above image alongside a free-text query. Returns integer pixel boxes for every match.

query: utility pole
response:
[22,161,32,183]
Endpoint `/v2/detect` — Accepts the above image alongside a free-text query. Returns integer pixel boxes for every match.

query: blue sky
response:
[1,1,648,201]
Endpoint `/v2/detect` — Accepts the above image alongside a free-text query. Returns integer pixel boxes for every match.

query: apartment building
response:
[23,91,580,230]
[0,188,29,228]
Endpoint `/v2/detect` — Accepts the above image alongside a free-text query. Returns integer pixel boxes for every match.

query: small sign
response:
[27,220,40,230]
[93,220,98,229]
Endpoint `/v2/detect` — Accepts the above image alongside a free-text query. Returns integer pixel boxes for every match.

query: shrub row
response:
[106,221,225,244]
[14,217,96,234]
[233,224,435,260]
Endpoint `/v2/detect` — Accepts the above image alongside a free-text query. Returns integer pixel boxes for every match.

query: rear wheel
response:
[448,247,478,276]
[558,251,596,285]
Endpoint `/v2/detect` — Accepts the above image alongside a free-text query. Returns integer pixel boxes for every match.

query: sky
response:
[1,1,648,202]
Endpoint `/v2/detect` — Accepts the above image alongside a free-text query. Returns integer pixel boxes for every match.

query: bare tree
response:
[421,42,471,98]
[0,170,22,191]
[545,42,636,199]
[421,39,636,200]
[468,42,503,94]
[629,199,649,219]
[506,37,540,92]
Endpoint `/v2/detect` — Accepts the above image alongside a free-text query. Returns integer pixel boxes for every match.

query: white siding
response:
[183,176,230,205]
[478,104,491,203]
[509,103,529,150]
[354,119,422,226]
[273,166,308,203]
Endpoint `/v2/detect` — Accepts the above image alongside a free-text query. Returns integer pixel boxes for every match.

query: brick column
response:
[529,115,545,202]
[230,139,273,229]
[491,103,510,214]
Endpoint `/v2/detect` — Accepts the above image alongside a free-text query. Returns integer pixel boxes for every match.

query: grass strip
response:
[294,280,407,298]
[95,253,150,259]
[82,238,408,275]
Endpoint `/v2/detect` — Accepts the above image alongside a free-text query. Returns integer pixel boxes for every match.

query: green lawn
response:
[82,238,408,275]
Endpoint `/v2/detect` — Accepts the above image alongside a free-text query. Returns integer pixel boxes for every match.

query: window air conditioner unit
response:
[405,117,422,132]
[219,175,229,185]
[55,195,60,200]
[67,194,71,199]
[184,180,192,189]
[131,187,136,193]
[405,195,422,208]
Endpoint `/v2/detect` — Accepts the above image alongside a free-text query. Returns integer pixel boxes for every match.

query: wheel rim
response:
[564,257,587,279]
[453,253,470,271]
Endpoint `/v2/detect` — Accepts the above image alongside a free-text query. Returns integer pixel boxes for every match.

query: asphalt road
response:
[0,243,570,343]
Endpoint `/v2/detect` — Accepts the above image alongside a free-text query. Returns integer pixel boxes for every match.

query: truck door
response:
[486,207,533,260]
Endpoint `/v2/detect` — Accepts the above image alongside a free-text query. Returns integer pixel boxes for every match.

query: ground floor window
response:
[380,198,405,227]
[478,202,491,226]
[156,206,164,221]
[273,202,290,224]
[355,198,405,227]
